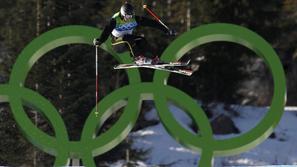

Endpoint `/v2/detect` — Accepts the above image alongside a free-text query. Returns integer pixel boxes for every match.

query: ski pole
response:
[143,5,170,31]
[95,45,99,117]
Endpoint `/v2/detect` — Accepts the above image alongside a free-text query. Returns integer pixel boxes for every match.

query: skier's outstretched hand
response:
[93,38,102,46]
[167,29,177,36]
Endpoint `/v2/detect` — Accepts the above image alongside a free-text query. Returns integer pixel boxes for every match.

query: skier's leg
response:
[111,37,136,57]
[111,36,147,65]
[131,36,160,64]
[116,35,148,65]
[121,35,160,64]
[112,42,128,53]
[122,35,143,58]
[112,35,158,65]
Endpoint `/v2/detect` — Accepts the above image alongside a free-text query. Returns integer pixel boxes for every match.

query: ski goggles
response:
[124,14,133,20]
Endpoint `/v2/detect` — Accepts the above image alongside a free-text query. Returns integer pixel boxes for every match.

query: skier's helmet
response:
[120,3,135,19]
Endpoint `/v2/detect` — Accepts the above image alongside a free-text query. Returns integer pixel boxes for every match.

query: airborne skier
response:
[93,2,176,65]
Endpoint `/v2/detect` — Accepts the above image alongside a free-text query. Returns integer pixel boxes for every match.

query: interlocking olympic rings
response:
[0,24,286,167]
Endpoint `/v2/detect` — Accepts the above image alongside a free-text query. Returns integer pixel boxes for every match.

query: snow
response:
[109,160,148,167]
[127,105,297,167]
[215,108,297,166]
[130,123,199,166]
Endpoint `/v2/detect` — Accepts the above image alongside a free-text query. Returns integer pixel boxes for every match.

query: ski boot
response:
[151,56,160,65]
[134,55,152,65]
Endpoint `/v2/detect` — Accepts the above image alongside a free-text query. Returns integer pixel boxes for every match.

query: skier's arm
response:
[135,16,169,33]
[97,19,116,45]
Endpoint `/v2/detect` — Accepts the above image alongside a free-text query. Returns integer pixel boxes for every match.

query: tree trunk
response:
[186,1,191,31]
[36,0,42,36]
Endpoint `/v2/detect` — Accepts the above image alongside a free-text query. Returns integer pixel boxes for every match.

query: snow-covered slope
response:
[129,105,297,167]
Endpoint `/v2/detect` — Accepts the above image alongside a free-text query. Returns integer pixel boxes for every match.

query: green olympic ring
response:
[0,23,286,167]
[154,23,286,166]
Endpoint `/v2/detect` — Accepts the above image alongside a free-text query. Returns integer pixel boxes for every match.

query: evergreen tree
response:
[169,0,283,105]
[0,106,35,166]
[2,0,297,166]
[277,0,297,105]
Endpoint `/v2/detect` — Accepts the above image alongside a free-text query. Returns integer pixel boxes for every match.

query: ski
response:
[114,59,190,69]
[151,66,193,76]
[114,64,193,76]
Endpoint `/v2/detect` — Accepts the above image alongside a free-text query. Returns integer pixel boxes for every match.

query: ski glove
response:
[167,29,177,36]
[93,38,102,46]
